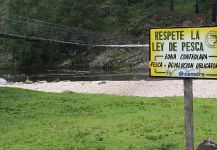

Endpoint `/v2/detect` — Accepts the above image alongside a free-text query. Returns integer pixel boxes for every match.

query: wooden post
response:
[184,79,194,150]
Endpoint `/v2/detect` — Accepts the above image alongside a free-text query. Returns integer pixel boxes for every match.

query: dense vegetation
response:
[0,88,217,149]
[1,0,217,71]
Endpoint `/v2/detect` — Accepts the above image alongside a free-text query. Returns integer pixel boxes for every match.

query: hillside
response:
[0,0,216,71]
[1,0,211,35]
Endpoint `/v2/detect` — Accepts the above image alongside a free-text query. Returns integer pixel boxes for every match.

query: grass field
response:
[0,88,217,150]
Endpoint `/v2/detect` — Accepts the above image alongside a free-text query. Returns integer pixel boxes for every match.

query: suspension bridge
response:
[0,13,148,47]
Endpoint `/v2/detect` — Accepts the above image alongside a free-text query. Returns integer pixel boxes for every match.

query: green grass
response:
[0,88,217,150]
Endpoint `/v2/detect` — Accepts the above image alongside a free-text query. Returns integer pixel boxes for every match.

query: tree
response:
[212,3,217,22]
[197,0,217,23]
[195,0,199,14]
[170,0,174,11]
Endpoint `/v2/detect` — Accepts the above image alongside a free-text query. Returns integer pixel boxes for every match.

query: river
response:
[0,69,151,82]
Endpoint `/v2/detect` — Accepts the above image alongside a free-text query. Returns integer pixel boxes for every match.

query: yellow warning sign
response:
[150,27,217,78]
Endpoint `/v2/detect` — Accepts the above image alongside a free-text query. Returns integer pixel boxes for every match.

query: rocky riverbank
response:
[1,79,217,98]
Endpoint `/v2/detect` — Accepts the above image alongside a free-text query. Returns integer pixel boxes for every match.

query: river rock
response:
[25,78,34,84]
[98,81,106,85]
[137,63,146,69]
[0,78,7,85]
[53,78,60,82]
[38,81,47,84]
[197,139,217,150]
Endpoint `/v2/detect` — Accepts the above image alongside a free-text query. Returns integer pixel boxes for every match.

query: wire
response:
[0,13,146,47]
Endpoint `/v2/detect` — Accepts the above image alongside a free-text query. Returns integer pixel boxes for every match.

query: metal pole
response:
[184,79,194,150]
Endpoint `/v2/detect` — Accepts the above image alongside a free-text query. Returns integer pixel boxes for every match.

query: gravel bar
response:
[1,80,217,98]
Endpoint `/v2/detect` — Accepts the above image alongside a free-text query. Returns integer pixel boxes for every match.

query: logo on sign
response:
[205,31,217,48]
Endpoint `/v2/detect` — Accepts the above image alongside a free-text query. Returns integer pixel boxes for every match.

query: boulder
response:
[98,81,106,85]
[25,78,34,84]
[137,63,146,69]
[0,78,7,85]
[197,139,217,150]
[38,80,47,84]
